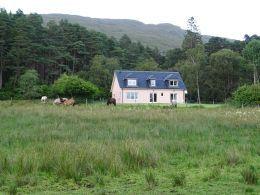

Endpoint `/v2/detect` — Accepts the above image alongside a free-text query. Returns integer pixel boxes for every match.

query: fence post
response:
[86,98,88,106]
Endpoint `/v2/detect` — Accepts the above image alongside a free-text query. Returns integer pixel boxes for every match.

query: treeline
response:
[167,17,260,103]
[0,9,164,98]
[0,9,259,102]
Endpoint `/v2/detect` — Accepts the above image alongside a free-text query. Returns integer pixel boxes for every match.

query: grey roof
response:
[115,70,187,90]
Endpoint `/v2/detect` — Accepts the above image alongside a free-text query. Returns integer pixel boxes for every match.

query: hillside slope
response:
[42,14,211,51]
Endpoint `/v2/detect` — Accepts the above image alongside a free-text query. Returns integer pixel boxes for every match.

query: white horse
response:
[53,97,68,105]
[41,96,48,103]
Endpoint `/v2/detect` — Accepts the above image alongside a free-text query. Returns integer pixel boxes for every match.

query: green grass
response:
[0,101,259,194]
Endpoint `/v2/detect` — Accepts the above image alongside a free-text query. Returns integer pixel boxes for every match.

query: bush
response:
[241,166,258,185]
[0,89,15,100]
[52,74,100,98]
[38,84,54,98]
[232,84,260,107]
[18,69,40,99]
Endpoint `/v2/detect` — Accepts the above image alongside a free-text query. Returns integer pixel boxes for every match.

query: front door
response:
[170,93,177,102]
[150,93,157,103]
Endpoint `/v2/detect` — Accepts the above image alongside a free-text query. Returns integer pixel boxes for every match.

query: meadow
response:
[0,101,259,194]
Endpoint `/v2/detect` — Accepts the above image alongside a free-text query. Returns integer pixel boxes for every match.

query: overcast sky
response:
[1,0,259,40]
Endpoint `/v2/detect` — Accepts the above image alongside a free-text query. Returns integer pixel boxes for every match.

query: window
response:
[127,79,137,86]
[150,79,156,87]
[126,92,138,100]
[154,93,157,102]
[169,80,178,87]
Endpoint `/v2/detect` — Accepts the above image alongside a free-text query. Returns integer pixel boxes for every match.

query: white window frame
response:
[126,92,138,100]
[150,79,156,87]
[127,79,137,86]
[170,93,177,101]
[169,80,178,87]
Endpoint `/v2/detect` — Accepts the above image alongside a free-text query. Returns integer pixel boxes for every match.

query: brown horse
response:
[64,98,76,106]
[107,98,116,106]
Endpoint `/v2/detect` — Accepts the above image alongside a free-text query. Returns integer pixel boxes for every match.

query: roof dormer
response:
[168,79,178,87]
[127,78,137,87]
[146,75,156,87]
[150,79,156,87]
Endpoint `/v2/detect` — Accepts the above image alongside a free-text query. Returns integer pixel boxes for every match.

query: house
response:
[110,70,187,104]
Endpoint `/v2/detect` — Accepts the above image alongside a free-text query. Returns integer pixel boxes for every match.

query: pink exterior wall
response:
[111,74,186,104]
[121,89,185,104]
[111,74,123,103]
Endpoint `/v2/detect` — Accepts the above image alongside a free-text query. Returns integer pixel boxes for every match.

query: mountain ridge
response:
[41,13,213,51]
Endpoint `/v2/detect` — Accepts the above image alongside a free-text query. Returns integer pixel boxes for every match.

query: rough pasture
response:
[0,101,259,194]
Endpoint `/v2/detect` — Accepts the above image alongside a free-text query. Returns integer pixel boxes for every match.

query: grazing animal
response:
[53,98,62,105]
[107,98,116,106]
[53,97,69,105]
[60,98,68,103]
[64,98,75,106]
[41,96,48,103]
[171,100,177,108]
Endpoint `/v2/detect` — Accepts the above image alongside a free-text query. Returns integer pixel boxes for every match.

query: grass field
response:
[0,101,259,194]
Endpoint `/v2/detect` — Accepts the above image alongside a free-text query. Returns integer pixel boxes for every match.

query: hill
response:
[41,14,211,51]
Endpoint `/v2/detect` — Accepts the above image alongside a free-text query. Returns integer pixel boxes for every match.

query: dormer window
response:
[150,79,156,87]
[127,79,137,86]
[169,80,178,87]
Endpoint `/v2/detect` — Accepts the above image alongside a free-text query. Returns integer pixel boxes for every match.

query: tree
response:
[182,17,202,50]
[187,44,206,104]
[135,58,159,71]
[68,41,86,73]
[209,49,243,101]
[0,8,11,88]
[243,40,260,84]
[18,69,40,99]
[163,48,186,69]
[205,37,231,55]
[88,55,120,96]
[119,34,132,49]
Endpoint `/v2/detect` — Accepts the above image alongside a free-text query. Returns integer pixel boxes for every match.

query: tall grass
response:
[0,101,259,193]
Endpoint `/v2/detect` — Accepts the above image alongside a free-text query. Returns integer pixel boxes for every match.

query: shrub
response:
[18,69,40,99]
[241,166,258,185]
[171,172,186,187]
[38,84,54,97]
[52,74,100,98]
[232,84,260,107]
[0,89,15,100]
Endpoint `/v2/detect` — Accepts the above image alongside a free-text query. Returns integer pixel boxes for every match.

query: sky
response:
[1,0,259,40]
